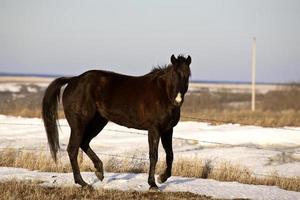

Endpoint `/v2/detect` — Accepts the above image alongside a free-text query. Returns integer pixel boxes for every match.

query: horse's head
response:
[168,54,191,106]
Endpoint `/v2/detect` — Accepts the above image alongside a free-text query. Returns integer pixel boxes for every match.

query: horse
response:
[42,54,191,190]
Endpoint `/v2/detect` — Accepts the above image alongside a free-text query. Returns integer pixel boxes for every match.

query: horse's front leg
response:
[158,128,173,184]
[148,128,160,190]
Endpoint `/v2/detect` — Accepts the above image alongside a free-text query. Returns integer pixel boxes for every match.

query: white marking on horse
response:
[175,92,182,103]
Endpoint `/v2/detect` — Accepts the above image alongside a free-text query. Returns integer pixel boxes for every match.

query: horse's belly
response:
[97,98,180,131]
[98,108,148,130]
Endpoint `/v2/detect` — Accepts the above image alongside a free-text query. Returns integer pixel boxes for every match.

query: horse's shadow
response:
[106,173,139,184]
[159,177,196,190]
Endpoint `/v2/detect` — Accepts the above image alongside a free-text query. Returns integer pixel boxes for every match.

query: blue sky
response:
[0,0,299,83]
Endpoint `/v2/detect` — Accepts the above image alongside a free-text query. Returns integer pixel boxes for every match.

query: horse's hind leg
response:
[158,128,173,184]
[67,121,88,187]
[80,113,108,181]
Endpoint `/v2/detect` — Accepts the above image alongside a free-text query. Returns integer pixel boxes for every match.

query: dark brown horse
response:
[42,54,191,190]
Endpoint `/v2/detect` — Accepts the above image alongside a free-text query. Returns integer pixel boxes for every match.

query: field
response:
[183,83,300,127]
[0,76,300,199]
[1,76,300,126]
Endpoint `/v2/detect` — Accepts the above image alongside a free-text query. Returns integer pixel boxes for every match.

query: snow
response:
[174,121,300,146]
[0,83,21,92]
[0,115,300,199]
[0,167,299,200]
[26,86,38,93]
[0,82,45,93]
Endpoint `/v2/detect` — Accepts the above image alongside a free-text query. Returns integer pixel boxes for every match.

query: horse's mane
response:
[149,64,173,76]
[147,55,190,78]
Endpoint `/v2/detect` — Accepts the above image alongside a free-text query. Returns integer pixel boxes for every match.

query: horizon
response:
[0,0,299,83]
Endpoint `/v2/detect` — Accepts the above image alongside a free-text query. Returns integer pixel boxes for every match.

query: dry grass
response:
[208,163,300,192]
[181,84,300,127]
[0,149,299,192]
[0,148,88,173]
[104,156,212,179]
[261,84,300,111]
[181,109,300,127]
[0,180,213,200]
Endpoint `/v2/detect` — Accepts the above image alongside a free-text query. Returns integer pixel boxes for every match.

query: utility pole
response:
[251,37,256,112]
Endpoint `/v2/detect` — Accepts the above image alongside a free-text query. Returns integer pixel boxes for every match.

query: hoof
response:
[75,179,89,188]
[149,186,160,192]
[95,171,104,181]
[157,174,168,184]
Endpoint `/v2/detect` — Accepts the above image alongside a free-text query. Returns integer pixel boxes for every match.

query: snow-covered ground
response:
[0,167,299,200]
[0,115,300,199]
[1,115,300,178]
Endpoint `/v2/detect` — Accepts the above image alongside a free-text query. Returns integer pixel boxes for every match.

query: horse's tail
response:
[42,77,71,162]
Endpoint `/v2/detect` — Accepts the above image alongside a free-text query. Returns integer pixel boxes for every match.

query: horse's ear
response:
[187,55,192,65]
[171,54,177,65]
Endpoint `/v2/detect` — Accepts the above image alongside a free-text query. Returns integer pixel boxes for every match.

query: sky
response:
[0,0,299,83]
